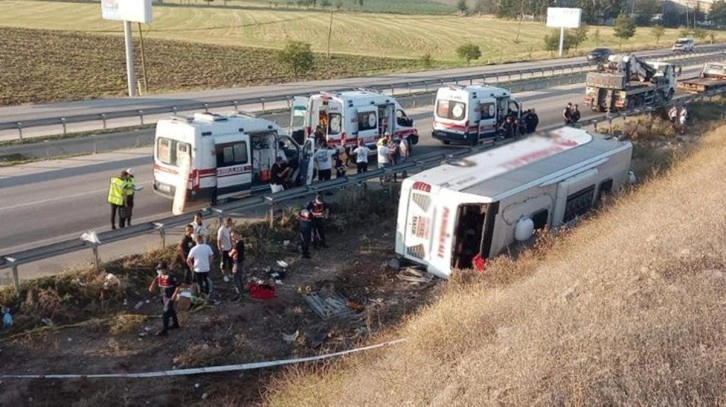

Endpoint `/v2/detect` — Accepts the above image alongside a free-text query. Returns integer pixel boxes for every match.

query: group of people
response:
[669,105,689,135]
[151,212,247,337]
[499,109,540,138]
[107,169,137,230]
[298,194,330,259]
[563,103,582,125]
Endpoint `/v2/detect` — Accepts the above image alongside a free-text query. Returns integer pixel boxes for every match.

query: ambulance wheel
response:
[441,140,450,145]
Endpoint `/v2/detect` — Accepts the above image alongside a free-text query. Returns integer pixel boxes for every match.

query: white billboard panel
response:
[102,0,153,24]
[546,7,582,28]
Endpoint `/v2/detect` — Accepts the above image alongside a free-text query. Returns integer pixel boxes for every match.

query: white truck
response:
[290,89,419,152]
[395,126,633,279]
[153,112,314,209]
[584,55,680,112]
[432,85,524,146]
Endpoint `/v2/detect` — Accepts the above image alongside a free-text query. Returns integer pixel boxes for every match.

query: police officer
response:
[148,261,180,336]
[123,168,137,227]
[299,209,313,259]
[107,170,128,230]
[306,194,329,249]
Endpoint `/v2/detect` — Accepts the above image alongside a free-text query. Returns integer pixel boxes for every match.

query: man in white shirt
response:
[217,217,233,282]
[314,142,337,181]
[191,211,208,244]
[678,105,688,135]
[187,234,214,295]
[398,135,409,163]
[352,139,370,174]
[377,138,391,185]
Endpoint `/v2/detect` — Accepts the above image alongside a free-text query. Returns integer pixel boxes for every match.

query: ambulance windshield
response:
[451,203,487,269]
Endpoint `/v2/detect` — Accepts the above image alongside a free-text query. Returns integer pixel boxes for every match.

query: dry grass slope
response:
[268,125,726,405]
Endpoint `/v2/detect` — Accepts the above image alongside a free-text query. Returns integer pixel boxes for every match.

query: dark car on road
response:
[587,48,614,63]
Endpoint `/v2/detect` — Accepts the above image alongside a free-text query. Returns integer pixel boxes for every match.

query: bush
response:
[277,41,315,78]
[456,43,481,66]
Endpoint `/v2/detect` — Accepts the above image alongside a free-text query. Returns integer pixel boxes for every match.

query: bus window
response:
[452,204,487,270]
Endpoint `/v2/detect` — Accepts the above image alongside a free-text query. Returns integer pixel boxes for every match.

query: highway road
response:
[0,44,722,141]
[0,63,706,259]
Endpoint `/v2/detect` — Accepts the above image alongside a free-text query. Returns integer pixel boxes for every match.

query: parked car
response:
[587,48,614,63]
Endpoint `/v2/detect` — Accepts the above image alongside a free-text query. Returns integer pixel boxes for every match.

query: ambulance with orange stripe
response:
[396,127,633,279]
[153,112,315,206]
[290,89,419,152]
[432,85,523,146]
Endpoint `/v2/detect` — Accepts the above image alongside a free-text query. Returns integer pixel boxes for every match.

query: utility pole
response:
[327,10,333,59]
[123,21,137,97]
[138,23,149,95]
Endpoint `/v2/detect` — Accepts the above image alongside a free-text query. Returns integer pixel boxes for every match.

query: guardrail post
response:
[16,122,22,140]
[60,118,67,136]
[6,257,19,290]
[138,110,144,126]
[153,223,166,248]
[204,103,209,113]
[100,114,107,130]
[260,98,266,112]
[91,244,100,273]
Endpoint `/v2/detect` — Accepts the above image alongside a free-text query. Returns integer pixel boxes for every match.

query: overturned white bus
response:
[395,126,633,279]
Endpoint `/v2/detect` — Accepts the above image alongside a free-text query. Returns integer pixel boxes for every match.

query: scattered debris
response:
[103,273,120,289]
[302,288,359,320]
[282,330,299,343]
[387,258,401,270]
[133,301,145,310]
[40,318,54,327]
[396,268,435,283]
[2,307,13,328]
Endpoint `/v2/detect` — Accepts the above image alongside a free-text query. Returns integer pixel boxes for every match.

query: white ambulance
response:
[432,85,523,146]
[395,127,633,279]
[153,112,314,207]
[290,89,419,151]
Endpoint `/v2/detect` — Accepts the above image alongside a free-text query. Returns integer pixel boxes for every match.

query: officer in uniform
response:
[148,261,180,336]
[123,168,137,226]
[299,209,313,259]
[107,170,129,230]
[306,194,329,249]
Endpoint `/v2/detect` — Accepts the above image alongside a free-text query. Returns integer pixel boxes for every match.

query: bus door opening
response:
[451,203,487,270]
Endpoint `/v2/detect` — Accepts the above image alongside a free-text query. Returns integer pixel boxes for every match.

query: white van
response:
[153,112,314,206]
[672,38,694,52]
[395,127,633,279]
[432,85,523,146]
[290,90,418,151]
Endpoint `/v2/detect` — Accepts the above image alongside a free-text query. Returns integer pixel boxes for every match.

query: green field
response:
[1,1,719,62]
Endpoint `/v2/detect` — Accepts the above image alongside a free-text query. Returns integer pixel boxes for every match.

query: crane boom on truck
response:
[676,62,726,93]
[584,54,680,112]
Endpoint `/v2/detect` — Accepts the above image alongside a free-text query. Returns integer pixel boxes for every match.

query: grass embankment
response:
[268,127,726,404]
[1,1,723,105]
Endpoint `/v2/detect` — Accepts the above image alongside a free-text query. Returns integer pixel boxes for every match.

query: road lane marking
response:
[0,181,152,212]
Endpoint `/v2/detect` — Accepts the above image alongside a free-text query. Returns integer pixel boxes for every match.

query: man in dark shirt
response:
[149,261,180,336]
[270,156,292,191]
[230,230,246,302]
[178,224,196,285]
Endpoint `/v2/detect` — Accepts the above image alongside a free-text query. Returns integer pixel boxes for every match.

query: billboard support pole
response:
[558,26,565,57]
[123,21,137,97]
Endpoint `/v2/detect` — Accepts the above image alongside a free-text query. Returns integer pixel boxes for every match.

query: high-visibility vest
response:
[107,177,125,205]
[126,176,136,196]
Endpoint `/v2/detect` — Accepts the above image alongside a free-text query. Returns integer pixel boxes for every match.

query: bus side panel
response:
[488,187,556,257]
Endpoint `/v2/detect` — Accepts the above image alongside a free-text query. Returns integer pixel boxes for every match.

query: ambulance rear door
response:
[290,96,309,145]
[355,106,378,147]
[214,133,253,199]
[476,98,498,137]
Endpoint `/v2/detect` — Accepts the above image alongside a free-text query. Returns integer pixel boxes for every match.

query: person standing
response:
[334,154,346,179]
[352,139,370,174]
[299,209,313,259]
[678,105,688,135]
[123,168,137,227]
[398,134,410,163]
[217,217,233,283]
[187,234,214,296]
[270,156,292,193]
[107,170,128,230]
[191,211,208,244]
[306,194,329,249]
[563,103,573,125]
[572,104,581,123]
[148,261,180,336]
[314,142,336,182]
[178,224,196,285]
[385,133,398,166]
[230,230,246,302]
[377,138,390,184]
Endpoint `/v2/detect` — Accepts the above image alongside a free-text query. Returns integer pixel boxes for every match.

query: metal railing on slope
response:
[2,46,725,139]
[1,88,724,289]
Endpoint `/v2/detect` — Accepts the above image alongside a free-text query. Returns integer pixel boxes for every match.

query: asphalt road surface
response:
[0,44,721,139]
[0,65,705,258]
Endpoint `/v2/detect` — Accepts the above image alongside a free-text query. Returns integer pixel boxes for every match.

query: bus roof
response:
[408,127,631,202]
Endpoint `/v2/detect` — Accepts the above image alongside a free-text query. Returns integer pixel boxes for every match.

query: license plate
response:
[158,183,172,193]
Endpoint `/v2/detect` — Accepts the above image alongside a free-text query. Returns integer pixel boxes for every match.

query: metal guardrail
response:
[1,87,724,289]
[2,46,725,139]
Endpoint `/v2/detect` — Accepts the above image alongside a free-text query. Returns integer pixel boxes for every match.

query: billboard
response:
[546,7,582,28]
[102,0,153,23]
